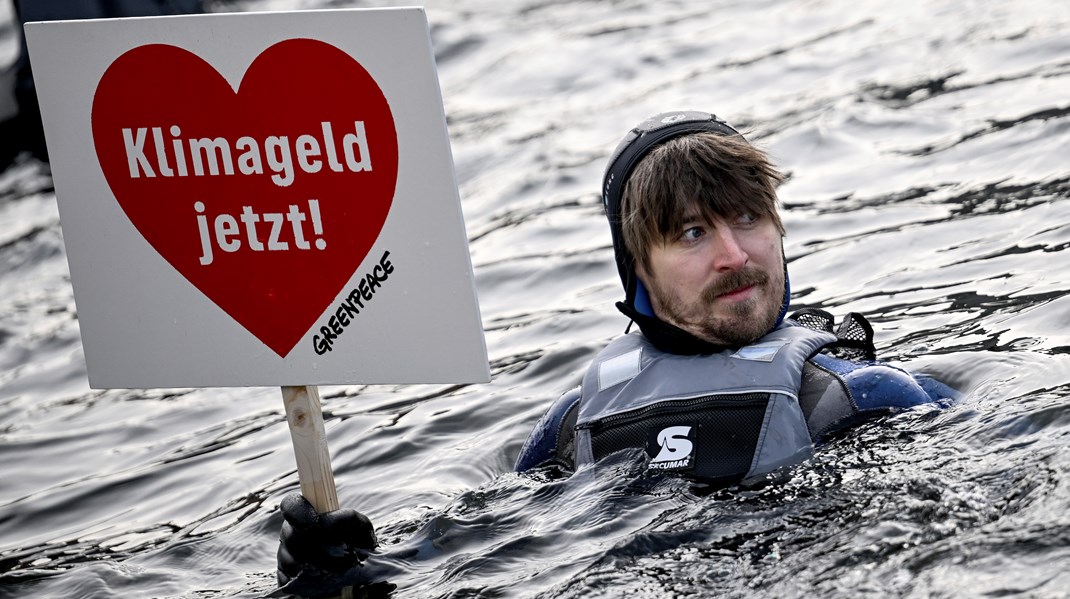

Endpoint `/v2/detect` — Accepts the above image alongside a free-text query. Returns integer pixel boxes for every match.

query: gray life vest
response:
[573,323,838,483]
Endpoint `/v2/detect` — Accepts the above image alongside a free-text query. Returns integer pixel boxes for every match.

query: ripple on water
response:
[1,0,1069,597]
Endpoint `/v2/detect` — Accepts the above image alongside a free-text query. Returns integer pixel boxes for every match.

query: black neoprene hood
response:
[602,111,743,310]
[601,110,789,355]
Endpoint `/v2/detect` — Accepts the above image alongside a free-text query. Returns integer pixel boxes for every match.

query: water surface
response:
[2,0,1069,597]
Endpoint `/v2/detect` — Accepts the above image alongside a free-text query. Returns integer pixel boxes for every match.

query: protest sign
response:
[25,9,489,389]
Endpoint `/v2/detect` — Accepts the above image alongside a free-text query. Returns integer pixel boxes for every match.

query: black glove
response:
[276,493,379,592]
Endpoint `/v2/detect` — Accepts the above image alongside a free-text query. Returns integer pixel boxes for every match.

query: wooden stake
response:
[282,385,354,599]
[282,385,339,512]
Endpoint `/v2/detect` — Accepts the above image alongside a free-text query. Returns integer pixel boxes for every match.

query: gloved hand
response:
[276,493,378,589]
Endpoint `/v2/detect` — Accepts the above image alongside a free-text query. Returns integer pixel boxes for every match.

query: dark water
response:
[2,0,1070,597]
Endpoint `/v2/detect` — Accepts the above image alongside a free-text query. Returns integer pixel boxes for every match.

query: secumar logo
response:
[648,425,694,470]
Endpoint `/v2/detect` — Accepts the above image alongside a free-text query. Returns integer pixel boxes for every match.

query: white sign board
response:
[25,9,489,388]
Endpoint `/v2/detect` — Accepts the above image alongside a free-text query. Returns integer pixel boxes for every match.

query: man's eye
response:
[736,213,758,225]
[680,227,704,241]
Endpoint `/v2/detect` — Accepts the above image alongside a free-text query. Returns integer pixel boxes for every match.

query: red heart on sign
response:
[92,39,398,358]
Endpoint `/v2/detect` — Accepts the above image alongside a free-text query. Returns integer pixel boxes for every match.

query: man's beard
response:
[653,266,782,347]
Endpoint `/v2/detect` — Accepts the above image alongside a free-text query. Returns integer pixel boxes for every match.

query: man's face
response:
[636,208,785,347]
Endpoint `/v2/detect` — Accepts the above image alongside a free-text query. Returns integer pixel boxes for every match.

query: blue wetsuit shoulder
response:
[515,387,581,473]
[810,353,960,411]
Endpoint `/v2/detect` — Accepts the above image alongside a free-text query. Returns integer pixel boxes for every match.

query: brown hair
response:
[620,132,785,273]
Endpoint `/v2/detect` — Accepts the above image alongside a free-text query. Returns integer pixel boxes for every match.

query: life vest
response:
[573,322,839,484]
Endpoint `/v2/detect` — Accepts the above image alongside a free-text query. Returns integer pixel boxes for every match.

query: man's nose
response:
[711,225,748,271]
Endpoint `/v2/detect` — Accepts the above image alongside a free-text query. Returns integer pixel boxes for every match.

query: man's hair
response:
[620,132,785,273]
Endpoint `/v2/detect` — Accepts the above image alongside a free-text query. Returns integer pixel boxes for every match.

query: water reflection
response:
[1,0,1069,597]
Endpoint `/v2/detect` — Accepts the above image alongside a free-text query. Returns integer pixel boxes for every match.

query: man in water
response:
[512,111,956,480]
[275,111,957,595]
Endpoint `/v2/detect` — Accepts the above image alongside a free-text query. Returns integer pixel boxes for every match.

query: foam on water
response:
[2,0,1069,597]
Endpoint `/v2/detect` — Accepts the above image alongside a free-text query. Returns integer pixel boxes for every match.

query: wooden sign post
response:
[25,9,489,597]
[283,385,355,599]
[282,385,340,513]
